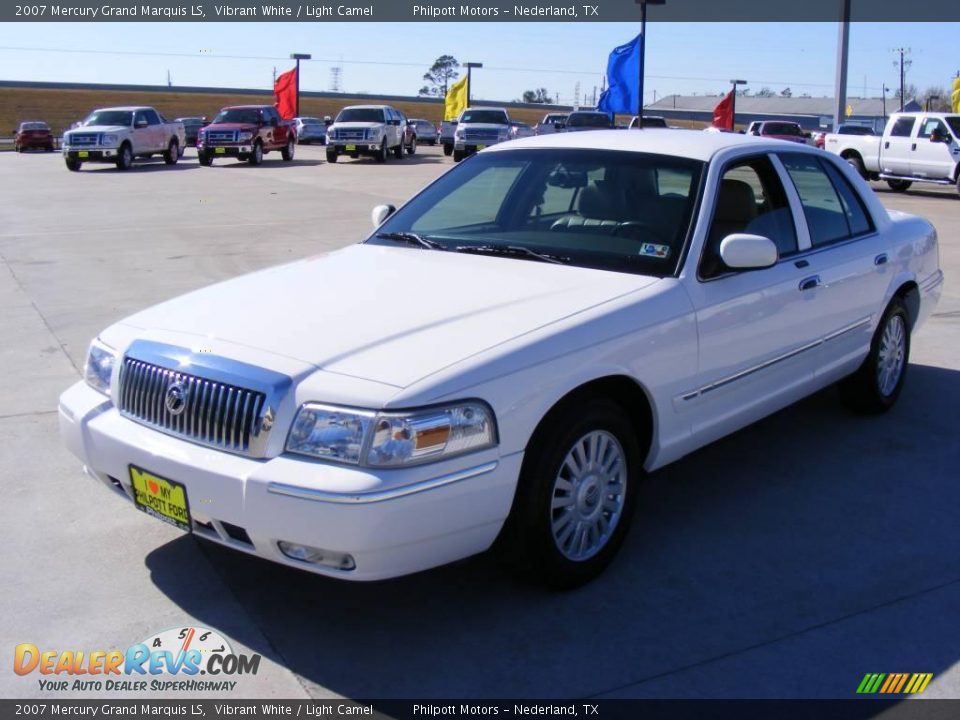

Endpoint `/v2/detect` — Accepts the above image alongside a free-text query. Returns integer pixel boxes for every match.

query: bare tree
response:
[756,87,774,97]
[521,88,553,104]
[419,55,460,97]
[780,87,793,98]
[920,86,950,111]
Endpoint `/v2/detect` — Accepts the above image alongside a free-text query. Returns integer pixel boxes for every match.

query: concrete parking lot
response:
[1,143,957,700]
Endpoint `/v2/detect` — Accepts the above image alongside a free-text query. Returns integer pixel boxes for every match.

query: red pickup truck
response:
[197,105,296,166]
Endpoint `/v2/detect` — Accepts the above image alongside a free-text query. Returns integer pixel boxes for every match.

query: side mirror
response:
[135,119,148,128]
[271,118,279,127]
[719,234,778,270]
[371,204,396,228]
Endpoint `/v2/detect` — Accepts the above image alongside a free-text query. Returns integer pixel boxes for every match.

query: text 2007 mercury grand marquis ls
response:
[59,130,943,587]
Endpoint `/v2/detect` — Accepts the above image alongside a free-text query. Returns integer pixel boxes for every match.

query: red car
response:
[15,121,55,152]
[746,120,812,144]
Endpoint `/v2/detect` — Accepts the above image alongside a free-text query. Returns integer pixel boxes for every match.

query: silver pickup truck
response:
[62,106,185,172]
[825,111,960,195]
[452,107,512,162]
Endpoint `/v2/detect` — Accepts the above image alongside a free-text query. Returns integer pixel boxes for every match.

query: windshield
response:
[369,149,703,277]
[336,108,385,123]
[212,108,261,124]
[944,117,960,138]
[568,113,611,128]
[460,110,509,124]
[84,111,132,127]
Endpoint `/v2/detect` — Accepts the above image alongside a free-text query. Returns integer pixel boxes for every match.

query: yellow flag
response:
[444,75,468,121]
[952,76,960,113]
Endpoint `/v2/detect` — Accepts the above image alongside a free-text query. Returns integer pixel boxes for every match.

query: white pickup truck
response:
[62,106,185,172]
[825,111,960,196]
[452,107,512,162]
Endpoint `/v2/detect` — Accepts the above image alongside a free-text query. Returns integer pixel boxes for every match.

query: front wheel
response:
[841,298,910,414]
[406,137,417,155]
[886,178,912,192]
[845,155,866,180]
[198,152,213,166]
[393,140,404,160]
[116,143,133,170]
[65,158,82,171]
[500,397,641,589]
[442,143,453,156]
[248,141,263,165]
[326,149,338,163]
[452,149,465,162]
[375,140,388,163]
[281,138,295,161]
[163,139,179,165]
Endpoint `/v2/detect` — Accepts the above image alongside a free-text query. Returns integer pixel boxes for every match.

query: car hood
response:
[331,122,384,130]
[68,125,128,135]
[203,123,259,131]
[118,244,656,388]
[459,123,509,131]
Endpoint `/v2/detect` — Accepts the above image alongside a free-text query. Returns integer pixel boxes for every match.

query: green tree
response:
[419,55,460,97]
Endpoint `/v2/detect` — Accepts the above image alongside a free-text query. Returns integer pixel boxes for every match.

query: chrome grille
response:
[464,129,500,141]
[334,129,366,141]
[118,358,265,454]
[205,130,238,144]
[69,133,100,146]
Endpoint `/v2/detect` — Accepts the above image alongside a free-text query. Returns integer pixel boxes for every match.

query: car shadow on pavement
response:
[145,363,960,699]
[870,185,958,201]
[211,159,326,168]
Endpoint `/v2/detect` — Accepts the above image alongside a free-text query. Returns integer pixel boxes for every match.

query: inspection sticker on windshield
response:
[639,243,670,258]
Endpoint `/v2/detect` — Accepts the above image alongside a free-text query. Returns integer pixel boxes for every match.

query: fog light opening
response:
[278,541,356,571]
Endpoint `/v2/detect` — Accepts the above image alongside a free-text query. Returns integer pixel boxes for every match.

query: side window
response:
[820,160,874,237]
[917,118,948,139]
[143,110,161,125]
[700,155,798,279]
[780,154,872,247]
[889,117,916,137]
[134,110,149,126]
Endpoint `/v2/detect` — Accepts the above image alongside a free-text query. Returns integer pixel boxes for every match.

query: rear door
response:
[880,116,916,176]
[910,117,956,180]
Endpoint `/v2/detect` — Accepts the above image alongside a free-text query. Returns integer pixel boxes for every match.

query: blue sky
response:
[1,22,957,105]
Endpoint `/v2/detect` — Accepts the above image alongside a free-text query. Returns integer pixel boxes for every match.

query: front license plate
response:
[78,151,89,158]
[214,147,226,154]
[129,466,191,532]
[476,144,487,150]
[345,144,356,151]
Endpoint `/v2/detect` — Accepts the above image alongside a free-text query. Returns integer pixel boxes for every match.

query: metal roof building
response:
[646,95,895,131]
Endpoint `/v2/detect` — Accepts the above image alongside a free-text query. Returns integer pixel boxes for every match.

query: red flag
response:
[713,91,734,130]
[274,67,297,120]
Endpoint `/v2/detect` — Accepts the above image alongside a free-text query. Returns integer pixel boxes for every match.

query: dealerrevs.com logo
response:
[13,626,261,693]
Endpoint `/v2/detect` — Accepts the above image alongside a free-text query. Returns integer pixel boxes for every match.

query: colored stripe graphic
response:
[857,672,932,694]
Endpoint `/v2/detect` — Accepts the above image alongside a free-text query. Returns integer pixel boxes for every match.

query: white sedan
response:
[59,130,943,588]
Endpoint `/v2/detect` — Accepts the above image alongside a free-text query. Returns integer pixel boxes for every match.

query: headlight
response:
[286,401,497,467]
[238,131,254,141]
[101,134,119,146]
[84,338,117,396]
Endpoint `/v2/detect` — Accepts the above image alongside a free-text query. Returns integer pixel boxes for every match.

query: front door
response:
[910,117,957,180]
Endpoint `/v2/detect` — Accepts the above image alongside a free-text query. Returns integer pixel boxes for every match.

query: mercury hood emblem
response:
[164,381,188,416]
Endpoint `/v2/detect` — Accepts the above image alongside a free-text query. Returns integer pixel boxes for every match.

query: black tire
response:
[886,179,912,192]
[375,140,387,163]
[198,152,213,166]
[443,143,453,156]
[453,150,465,162]
[65,158,82,172]
[45,144,54,152]
[326,149,337,163]
[281,138,295,161]
[429,139,437,146]
[393,140,404,160]
[163,139,179,165]
[407,137,417,155]
[841,297,910,414]
[955,172,960,199]
[116,143,133,171]
[248,141,263,166]
[500,396,642,589]
[14,143,20,153]
[845,154,867,180]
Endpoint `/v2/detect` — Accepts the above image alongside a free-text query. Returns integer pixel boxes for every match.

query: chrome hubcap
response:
[550,430,626,561]
[877,314,906,397]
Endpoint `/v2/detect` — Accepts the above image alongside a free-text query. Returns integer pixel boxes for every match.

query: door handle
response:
[884,141,890,149]
[911,143,917,151]
[874,253,888,266]
[799,275,821,291]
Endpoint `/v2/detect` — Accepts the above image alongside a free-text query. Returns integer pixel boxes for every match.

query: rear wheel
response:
[886,178,912,192]
[281,138,295,161]
[65,158,82,172]
[841,298,910,414]
[500,397,641,589]
[116,143,133,170]
[163,139,179,165]
[248,141,263,166]
[845,154,866,179]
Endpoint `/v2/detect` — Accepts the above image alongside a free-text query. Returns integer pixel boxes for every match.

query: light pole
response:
[465,62,483,106]
[730,79,747,131]
[882,84,889,122]
[290,53,311,117]
[925,95,940,111]
[635,0,665,124]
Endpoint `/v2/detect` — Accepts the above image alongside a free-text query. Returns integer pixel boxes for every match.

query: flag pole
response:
[636,0,665,125]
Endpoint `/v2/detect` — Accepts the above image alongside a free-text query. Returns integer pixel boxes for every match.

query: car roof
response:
[92,106,152,112]
[463,106,508,112]
[569,110,607,115]
[340,105,390,110]
[487,128,809,161]
[220,105,270,110]
[295,116,322,121]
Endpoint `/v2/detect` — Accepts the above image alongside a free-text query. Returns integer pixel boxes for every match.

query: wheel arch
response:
[892,280,920,330]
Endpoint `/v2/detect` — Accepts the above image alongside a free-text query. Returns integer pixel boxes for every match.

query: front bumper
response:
[454,140,503,153]
[59,381,520,581]
[328,141,379,155]
[197,144,253,156]
[63,147,118,161]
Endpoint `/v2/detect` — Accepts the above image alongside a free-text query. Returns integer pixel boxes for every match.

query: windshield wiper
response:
[375,232,446,251]
[453,244,570,265]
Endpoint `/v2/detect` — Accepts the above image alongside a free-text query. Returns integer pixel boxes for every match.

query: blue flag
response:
[597,34,642,116]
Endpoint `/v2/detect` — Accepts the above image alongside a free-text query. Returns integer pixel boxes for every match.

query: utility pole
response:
[892,47,912,110]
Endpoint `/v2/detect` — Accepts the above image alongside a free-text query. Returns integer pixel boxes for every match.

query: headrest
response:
[715,179,757,223]
[577,184,618,220]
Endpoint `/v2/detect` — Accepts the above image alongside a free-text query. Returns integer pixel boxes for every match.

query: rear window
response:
[20,122,49,131]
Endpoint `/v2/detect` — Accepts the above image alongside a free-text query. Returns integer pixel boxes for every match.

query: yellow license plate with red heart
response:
[129,465,191,532]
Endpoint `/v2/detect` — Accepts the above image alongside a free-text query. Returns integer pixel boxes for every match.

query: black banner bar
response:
[3,0,960,23]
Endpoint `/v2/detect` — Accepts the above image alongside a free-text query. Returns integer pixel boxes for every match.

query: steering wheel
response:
[613,221,667,243]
